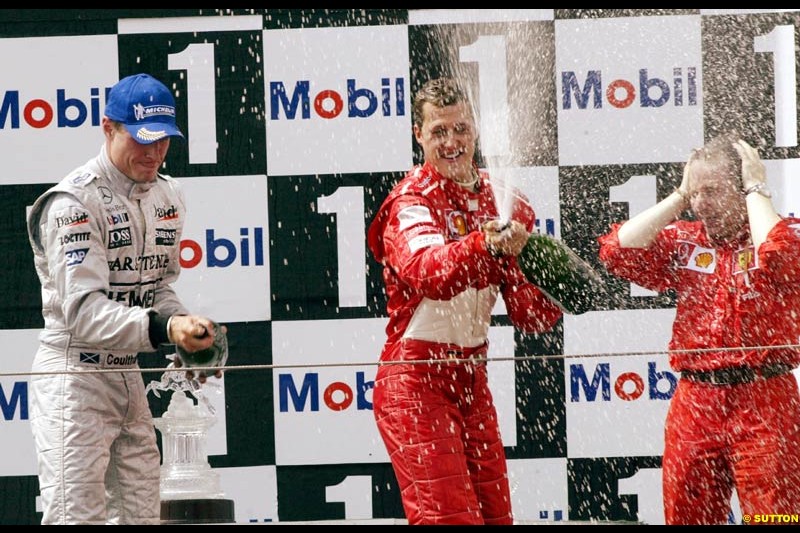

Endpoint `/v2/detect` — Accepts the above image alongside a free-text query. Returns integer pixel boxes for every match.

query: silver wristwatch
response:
[744,182,771,198]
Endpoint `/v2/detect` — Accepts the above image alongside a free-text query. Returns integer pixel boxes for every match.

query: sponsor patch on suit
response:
[732,245,758,274]
[676,240,716,273]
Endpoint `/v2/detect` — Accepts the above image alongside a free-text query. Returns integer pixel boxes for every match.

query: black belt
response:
[681,363,795,385]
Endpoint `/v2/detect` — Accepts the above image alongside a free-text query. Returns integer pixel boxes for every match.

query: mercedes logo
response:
[98,186,113,204]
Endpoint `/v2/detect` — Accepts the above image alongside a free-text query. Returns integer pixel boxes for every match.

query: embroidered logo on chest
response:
[446,210,469,239]
[732,245,758,274]
[676,241,716,273]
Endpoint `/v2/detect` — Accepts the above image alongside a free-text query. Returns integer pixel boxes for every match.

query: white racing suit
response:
[26,146,189,524]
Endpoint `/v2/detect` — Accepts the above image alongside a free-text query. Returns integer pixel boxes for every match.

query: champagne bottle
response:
[517,233,609,315]
[177,321,229,368]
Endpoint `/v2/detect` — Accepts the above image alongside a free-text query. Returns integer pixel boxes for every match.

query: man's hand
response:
[169,316,226,383]
[676,155,692,204]
[168,315,216,349]
[733,139,766,192]
[483,219,529,257]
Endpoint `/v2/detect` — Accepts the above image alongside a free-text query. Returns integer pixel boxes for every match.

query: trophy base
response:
[160,498,235,524]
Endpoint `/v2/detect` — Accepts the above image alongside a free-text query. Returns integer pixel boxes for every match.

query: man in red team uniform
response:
[367,77,563,525]
[598,132,800,524]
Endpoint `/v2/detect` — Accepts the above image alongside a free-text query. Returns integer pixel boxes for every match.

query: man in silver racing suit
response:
[26,73,222,525]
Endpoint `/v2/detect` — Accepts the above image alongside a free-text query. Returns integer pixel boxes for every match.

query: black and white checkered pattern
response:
[0,9,797,525]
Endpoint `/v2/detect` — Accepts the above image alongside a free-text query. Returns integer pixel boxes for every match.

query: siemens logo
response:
[270,78,405,120]
[155,228,176,246]
[107,287,156,308]
[570,361,677,402]
[278,371,374,412]
[0,87,107,129]
[1,382,28,420]
[561,68,697,110]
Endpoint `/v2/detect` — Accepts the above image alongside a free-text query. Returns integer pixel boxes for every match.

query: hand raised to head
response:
[732,139,766,192]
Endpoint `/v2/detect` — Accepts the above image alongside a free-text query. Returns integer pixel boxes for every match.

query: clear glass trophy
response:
[154,390,224,500]
[147,348,234,524]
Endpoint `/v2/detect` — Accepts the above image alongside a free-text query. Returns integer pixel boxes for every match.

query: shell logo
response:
[694,252,713,269]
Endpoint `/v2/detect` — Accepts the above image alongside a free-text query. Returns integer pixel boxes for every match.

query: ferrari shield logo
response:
[446,210,469,239]
[733,245,758,274]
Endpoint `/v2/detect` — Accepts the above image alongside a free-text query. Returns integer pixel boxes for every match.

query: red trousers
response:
[373,341,513,525]
[663,373,800,525]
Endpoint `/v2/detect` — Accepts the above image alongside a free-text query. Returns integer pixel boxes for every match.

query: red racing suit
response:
[598,218,800,524]
[367,162,562,525]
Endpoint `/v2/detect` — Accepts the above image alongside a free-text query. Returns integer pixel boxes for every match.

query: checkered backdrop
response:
[1,9,799,525]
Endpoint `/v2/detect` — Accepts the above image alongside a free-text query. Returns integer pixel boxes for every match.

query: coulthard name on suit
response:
[107,353,137,366]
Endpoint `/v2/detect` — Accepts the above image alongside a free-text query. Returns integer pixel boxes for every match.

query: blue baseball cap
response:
[104,73,185,144]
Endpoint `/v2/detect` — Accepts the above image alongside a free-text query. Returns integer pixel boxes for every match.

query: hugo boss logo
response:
[108,227,132,249]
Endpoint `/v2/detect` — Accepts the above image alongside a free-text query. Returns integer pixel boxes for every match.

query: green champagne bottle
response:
[517,233,609,315]
[176,321,229,368]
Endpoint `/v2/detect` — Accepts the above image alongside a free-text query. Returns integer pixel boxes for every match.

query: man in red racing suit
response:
[598,133,800,524]
[367,77,562,525]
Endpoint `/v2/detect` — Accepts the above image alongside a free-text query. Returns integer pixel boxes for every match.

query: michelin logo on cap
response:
[133,103,176,121]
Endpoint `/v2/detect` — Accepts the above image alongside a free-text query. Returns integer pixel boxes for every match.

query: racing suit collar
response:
[423,160,483,195]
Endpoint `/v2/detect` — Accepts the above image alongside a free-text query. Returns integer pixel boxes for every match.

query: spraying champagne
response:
[516,232,611,315]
